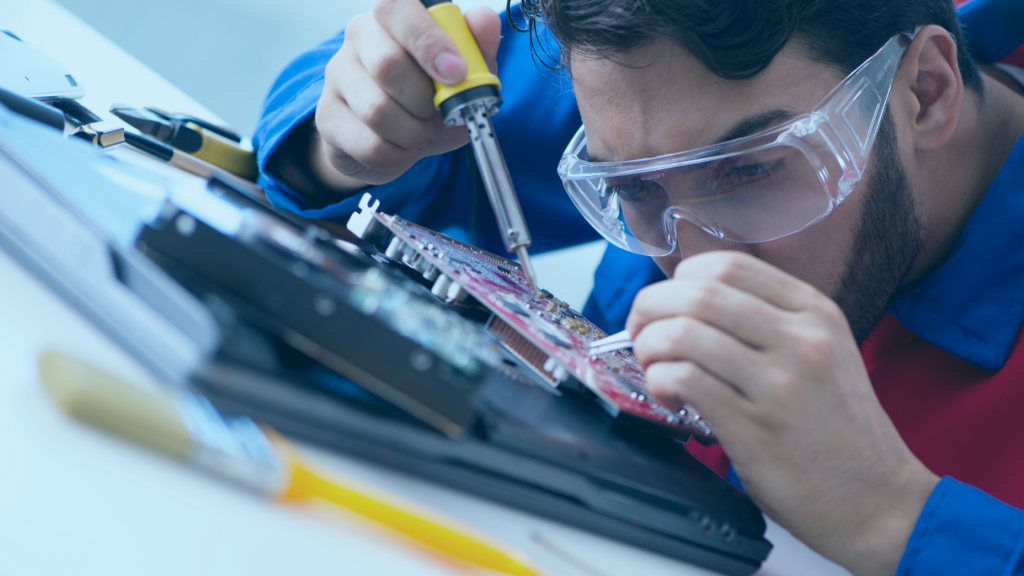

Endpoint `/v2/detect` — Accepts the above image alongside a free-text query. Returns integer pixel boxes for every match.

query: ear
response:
[894,25,964,153]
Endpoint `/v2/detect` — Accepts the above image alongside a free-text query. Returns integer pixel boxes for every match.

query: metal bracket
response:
[346,193,381,240]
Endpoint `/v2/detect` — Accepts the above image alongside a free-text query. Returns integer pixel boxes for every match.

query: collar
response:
[888,134,1024,370]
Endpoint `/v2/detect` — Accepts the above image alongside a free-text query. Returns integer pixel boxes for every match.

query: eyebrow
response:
[585,108,796,164]
[713,109,795,145]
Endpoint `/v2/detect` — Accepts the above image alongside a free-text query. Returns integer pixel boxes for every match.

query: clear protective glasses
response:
[557,30,918,256]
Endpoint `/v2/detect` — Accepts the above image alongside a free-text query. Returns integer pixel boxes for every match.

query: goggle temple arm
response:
[808,32,916,201]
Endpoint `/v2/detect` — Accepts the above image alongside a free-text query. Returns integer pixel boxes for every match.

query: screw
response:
[175,214,196,236]
[313,293,336,316]
[409,348,434,371]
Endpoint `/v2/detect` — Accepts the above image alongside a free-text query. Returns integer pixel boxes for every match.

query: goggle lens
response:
[568,145,835,255]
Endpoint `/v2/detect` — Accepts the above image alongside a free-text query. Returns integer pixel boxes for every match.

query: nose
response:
[670,212,736,259]
[654,214,742,273]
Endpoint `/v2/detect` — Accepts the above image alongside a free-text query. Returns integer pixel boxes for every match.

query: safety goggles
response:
[557,30,917,256]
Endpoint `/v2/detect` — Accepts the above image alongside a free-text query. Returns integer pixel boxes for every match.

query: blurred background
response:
[52,0,513,136]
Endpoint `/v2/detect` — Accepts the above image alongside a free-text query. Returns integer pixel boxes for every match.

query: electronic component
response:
[348,194,713,441]
[138,191,505,438]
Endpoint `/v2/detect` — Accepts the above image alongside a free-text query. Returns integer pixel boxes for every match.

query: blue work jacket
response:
[254,0,1024,572]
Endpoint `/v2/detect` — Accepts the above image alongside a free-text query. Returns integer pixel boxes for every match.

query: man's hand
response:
[312,0,502,191]
[626,251,939,576]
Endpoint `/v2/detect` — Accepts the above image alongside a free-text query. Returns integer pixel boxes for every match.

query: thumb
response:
[464,6,503,74]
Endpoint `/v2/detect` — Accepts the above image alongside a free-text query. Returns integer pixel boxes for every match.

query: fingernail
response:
[434,51,466,83]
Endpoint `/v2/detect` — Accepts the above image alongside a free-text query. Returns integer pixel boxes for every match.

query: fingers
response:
[339,55,435,150]
[464,6,502,71]
[314,93,419,182]
[676,251,821,312]
[627,276,782,349]
[373,0,466,85]
[352,19,437,120]
[645,361,747,425]
[633,316,763,395]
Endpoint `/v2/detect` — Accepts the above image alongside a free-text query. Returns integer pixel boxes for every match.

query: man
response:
[254,0,1024,573]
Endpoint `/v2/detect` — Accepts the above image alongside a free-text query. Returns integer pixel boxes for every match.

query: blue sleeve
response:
[896,477,1024,576]
[253,5,599,254]
[582,245,667,334]
[958,0,1024,63]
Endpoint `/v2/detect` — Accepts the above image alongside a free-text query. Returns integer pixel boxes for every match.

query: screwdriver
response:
[421,0,540,291]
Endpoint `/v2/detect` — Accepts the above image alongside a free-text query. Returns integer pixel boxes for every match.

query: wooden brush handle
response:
[39,350,193,459]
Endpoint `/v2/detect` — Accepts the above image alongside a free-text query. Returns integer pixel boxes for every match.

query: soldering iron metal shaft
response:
[460,102,539,290]
[421,0,539,291]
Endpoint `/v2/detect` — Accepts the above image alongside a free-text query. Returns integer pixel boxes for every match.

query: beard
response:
[832,108,923,345]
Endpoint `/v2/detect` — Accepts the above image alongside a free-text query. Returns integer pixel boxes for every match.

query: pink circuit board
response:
[370,212,714,441]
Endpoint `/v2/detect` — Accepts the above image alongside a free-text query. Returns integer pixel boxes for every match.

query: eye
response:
[721,158,785,185]
[607,173,664,203]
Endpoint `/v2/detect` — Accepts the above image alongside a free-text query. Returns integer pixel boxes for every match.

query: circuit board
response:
[347,195,713,441]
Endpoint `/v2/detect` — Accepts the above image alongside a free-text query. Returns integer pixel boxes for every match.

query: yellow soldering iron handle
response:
[421,0,501,111]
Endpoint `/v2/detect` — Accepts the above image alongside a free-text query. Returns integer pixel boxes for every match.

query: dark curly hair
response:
[508,0,982,92]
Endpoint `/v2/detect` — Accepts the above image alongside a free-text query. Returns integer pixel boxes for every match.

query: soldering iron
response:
[420,0,540,291]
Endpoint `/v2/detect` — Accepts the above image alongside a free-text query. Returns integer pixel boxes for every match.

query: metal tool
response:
[110,103,258,181]
[588,330,634,355]
[0,85,123,149]
[420,0,539,291]
[143,106,243,143]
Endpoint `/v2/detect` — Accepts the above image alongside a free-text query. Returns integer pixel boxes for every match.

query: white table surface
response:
[0,1,850,574]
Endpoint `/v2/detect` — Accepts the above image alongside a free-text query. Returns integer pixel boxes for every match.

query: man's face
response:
[571,39,922,341]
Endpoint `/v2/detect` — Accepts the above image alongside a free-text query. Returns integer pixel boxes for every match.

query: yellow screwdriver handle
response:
[424,1,501,110]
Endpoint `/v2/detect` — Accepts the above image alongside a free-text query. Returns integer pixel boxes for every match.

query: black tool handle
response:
[0,86,65,132]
